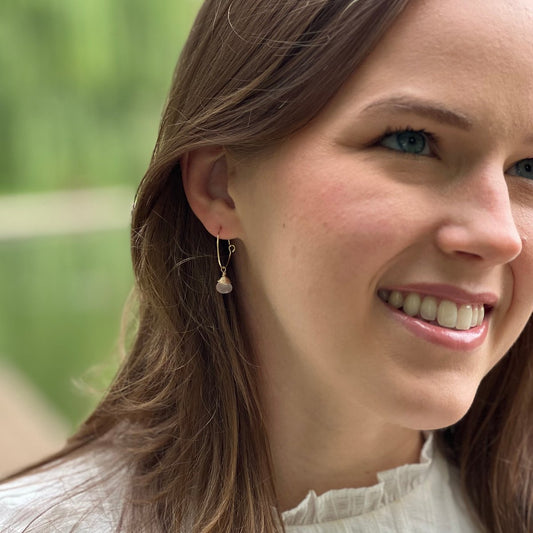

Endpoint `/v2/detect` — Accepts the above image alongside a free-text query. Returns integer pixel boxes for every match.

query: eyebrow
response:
[360,96,474,131]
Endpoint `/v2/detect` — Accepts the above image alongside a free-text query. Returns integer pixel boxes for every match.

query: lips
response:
[376,283,497,350]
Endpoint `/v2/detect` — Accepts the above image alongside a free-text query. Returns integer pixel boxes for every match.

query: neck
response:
[260,370,424,512]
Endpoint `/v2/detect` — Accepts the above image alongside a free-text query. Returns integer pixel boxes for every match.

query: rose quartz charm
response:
[216,275,233,294]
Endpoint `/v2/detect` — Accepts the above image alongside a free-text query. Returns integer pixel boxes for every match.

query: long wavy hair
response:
[4,1,533,532]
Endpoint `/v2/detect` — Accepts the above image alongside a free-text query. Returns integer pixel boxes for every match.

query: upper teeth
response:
[378,290,485,330]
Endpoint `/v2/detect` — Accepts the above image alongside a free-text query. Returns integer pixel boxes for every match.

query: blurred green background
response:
[0,1,201,430]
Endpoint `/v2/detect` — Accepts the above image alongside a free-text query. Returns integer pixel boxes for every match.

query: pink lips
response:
[379,283,497,351]
[387,305,489,351]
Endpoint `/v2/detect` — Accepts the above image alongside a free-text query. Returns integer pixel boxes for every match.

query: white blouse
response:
[281,431,482,532]
[0,431,483,532]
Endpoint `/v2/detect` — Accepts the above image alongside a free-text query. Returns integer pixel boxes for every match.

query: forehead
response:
[322,0,533,135]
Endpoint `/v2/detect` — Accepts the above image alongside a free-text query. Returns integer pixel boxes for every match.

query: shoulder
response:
[0,447,128,532]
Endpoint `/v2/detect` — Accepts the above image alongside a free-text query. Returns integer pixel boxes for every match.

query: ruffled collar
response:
[282,430,436,526]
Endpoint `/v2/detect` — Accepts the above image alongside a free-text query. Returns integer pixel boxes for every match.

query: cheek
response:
[510,206,533,313]
[249,171,402,338]
[279,170,426,281]
[509,241,533,321]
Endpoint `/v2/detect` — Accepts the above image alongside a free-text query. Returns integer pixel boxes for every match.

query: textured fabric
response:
[281,431,483,532]
[0,432,483,532]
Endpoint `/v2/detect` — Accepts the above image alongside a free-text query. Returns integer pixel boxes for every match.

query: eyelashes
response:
[370,127,533,181]
[373,127,440,157]
[509,159,533,180]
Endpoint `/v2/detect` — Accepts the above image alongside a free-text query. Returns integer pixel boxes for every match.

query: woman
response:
[1,0,532,531]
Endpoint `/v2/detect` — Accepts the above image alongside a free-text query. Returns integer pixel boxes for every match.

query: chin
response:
[395,381,479,431]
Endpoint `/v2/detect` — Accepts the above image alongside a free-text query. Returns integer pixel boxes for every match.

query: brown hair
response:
[4,1,532,532]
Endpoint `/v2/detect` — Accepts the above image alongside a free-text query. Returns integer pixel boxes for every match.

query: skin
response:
[183,0,533,512]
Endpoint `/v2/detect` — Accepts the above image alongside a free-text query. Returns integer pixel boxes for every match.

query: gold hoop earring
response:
[216,234,236,294]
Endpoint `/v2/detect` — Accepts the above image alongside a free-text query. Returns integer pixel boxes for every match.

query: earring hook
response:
[216,233,236,294]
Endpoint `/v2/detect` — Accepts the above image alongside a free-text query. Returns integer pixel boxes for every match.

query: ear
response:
[181,147,243,239]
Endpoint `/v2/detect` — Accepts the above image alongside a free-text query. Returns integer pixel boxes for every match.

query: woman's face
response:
[230,0,533,429]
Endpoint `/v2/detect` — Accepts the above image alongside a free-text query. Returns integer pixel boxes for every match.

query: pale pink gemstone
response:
[216,275,233,294]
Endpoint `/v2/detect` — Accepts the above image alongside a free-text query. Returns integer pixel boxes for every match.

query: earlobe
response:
[181,147,242,239]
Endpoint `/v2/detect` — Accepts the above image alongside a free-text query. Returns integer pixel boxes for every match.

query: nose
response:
[435,167,523,265]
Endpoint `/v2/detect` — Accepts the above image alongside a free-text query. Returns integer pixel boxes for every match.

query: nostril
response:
[435,221,522,265]
[454,250,483,261]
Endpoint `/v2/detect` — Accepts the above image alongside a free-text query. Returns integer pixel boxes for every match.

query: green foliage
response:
[0,1,201,426]
[0,0,201,193]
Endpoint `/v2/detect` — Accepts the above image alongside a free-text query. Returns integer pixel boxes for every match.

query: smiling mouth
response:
[377,289,493,331]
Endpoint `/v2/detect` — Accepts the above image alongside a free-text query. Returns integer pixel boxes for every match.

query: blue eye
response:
[379,129,431,156]
[509,159,533,180]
